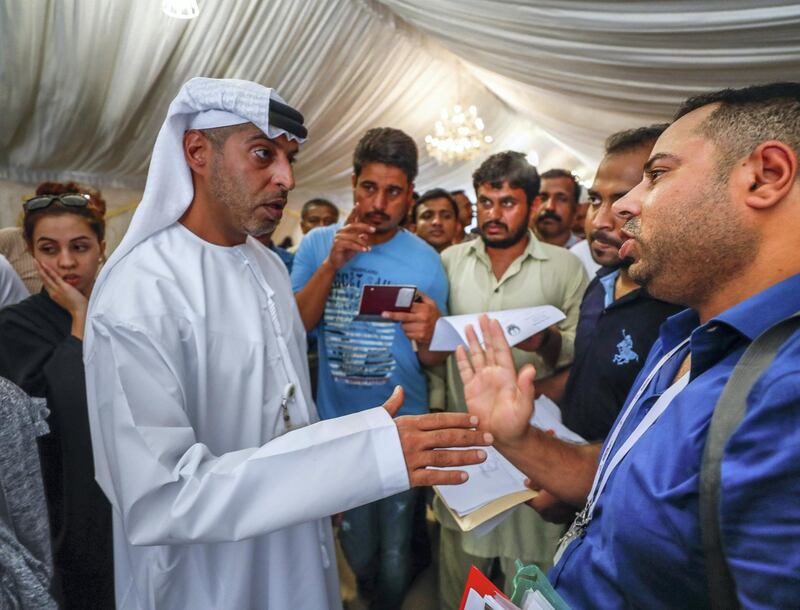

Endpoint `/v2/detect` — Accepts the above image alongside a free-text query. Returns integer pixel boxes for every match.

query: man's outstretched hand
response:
[456,315,536,447]
[382,386,492,487]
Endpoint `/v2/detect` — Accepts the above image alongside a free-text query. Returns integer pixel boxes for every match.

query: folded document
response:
[435,397,586,532]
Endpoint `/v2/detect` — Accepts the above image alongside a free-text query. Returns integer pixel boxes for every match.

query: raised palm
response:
[456,316,536,446]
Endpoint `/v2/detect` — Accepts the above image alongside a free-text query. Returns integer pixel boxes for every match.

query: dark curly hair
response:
[23,181,106,245]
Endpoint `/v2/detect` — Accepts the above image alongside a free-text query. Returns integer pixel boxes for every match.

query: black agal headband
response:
[269,99,307,140]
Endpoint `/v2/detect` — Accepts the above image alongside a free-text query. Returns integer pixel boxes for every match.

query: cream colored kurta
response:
[436,231,588,563]
[85,223,409,609]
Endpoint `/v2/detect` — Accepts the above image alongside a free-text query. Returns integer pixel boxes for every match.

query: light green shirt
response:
[434,231,588,562]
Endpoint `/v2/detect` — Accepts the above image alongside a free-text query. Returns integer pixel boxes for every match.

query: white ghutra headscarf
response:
[87,77,307,326]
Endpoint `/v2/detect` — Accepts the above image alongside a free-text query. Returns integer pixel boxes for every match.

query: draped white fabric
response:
[1,0,799,243]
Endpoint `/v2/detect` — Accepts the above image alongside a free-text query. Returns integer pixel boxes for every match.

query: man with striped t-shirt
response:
[292,127,447,610]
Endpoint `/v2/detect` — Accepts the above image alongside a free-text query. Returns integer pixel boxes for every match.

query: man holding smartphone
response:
[291,127,447,609]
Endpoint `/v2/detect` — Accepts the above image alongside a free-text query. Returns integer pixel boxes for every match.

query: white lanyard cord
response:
[241,252,311,425]
[583,337,690,522]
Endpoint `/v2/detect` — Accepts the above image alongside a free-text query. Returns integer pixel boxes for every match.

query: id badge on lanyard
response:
[554,339,690,564]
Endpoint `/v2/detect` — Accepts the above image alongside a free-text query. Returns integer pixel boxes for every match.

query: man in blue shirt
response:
[291,127,447,609]
[455,82,800,608]
[559,125,683,443]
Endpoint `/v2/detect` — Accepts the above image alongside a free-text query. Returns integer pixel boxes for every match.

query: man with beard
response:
[432,151,587,608]
[291,127,449,610]
[557,124,683,442]
[455,82,800,608]
[84,80,489,610]
[532,169,581,248]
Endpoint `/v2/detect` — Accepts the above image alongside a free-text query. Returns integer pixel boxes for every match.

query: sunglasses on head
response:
[23,193,90,212]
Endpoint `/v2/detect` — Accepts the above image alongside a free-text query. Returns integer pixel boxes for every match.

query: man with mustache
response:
[433,151,587,608]
[83,81,488,610]
[457,82,800,608]
[291,127,449,609]
[558,124,683,443]
[532,169,582,248]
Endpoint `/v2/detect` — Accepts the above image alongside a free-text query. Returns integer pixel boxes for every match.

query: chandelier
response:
[163,0,200,19]
[425,104,493,164]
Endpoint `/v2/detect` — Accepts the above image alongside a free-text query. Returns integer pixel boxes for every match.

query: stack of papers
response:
[429,306,565,352]
[435,446,536,533]
[459,565,514,610]
[465,590,558,610]
[464,589,520,610]
[435,397,586,533]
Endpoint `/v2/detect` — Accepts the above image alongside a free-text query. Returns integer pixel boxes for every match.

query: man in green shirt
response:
[436,151,588,608]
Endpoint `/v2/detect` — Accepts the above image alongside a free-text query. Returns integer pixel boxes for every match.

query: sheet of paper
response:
[463,589,485,610]
[435,446,529,516]
[484,594,521,610]
[468,505,516,538]
[530,396,587,445]
[430,306,565,352]
[521,590,555,610]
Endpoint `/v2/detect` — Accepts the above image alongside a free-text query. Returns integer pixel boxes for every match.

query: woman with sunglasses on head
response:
[0,182,114,609]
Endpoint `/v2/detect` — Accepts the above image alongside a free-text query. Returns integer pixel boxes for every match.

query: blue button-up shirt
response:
[552,273,800,609]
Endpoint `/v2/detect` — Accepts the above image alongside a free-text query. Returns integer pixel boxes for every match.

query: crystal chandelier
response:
[425,104,493,164]
[163,0,200,19]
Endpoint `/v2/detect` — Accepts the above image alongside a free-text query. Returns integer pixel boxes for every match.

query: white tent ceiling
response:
[1,0,799,244]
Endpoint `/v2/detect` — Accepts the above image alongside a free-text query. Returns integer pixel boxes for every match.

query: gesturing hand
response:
[382,386,492,487]
[324,206,374,270]
[455,315,536,447]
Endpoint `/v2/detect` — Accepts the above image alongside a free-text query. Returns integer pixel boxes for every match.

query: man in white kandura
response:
[83,78,489,610]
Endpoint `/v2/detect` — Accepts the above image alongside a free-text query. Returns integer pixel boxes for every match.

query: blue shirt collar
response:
[598,269,620,308]
[711,273,800,341]
[656,273,800,377]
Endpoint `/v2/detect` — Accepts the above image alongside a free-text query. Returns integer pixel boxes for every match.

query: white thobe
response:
[84,222,409,610]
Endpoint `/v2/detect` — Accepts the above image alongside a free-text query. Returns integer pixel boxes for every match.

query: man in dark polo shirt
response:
[559,124,682,441]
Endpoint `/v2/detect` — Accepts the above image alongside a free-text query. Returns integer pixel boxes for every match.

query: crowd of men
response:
[0,77,798,610]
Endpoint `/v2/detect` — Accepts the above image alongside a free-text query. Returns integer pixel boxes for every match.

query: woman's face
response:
[30,214,105,297]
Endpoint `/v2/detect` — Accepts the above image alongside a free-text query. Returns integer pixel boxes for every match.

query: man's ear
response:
[743,140,798,210]
[184,130,213,177]
[351,173,358,190]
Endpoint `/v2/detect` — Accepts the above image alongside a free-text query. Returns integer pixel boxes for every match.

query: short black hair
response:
[199,123,252,150]
[604,124,669,156]
[353,127,418,184]
[540,168,581,205]
[412,188,459,223]
[301,198,338,220]
[472,151,540,205]
[674,82,800,176]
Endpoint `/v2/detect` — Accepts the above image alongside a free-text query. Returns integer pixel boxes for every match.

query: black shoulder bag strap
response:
[700,311,800,610]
